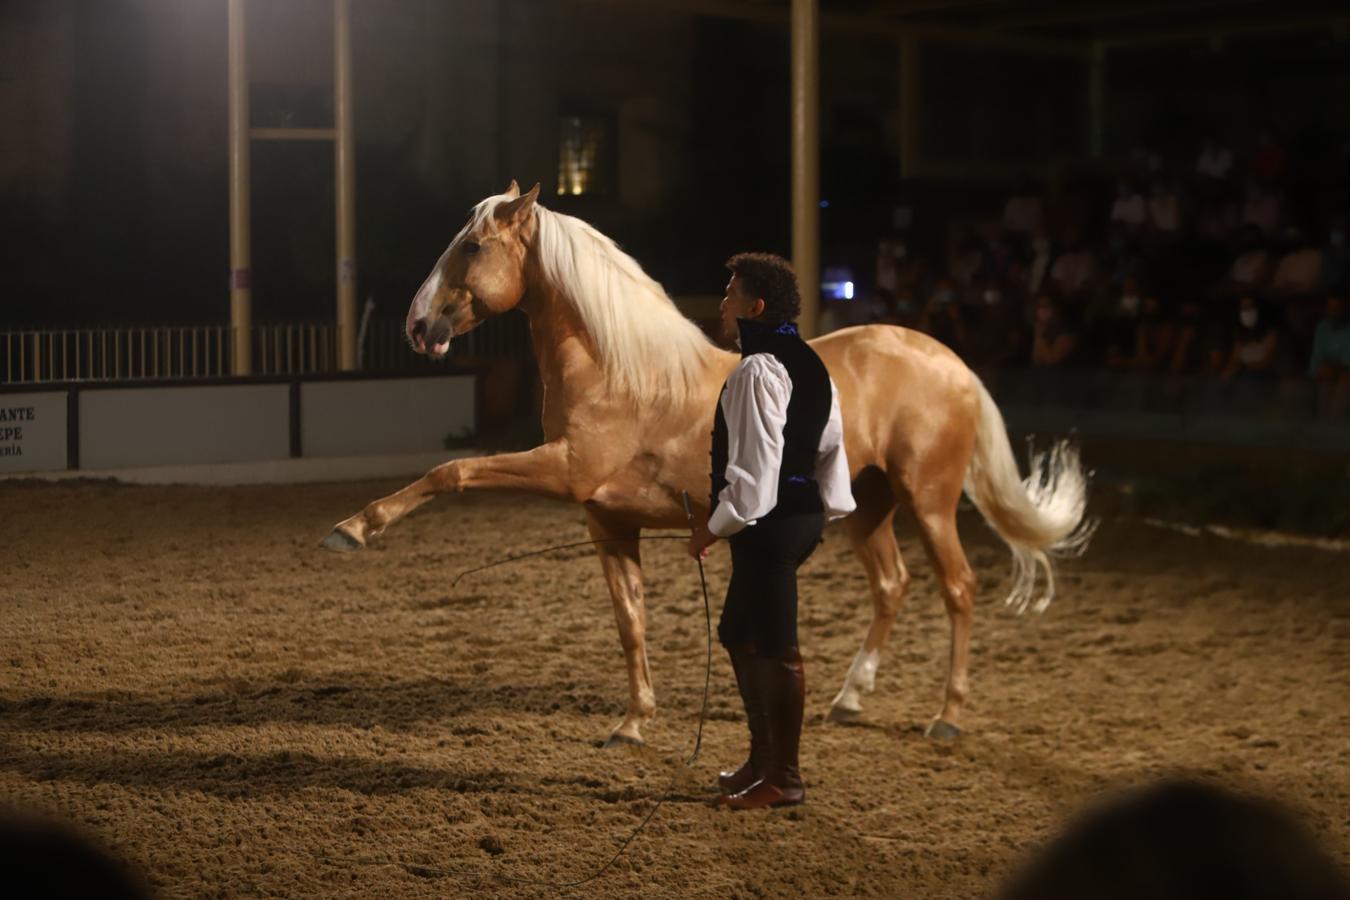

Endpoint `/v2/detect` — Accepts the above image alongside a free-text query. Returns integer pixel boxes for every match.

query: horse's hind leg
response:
[828,470,911,724]
[912,499,976,740]
[586,511,656,748]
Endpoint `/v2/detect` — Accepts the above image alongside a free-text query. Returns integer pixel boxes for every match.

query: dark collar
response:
[736,318,800,355]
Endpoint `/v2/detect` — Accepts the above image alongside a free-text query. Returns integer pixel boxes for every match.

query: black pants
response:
[717,509,824,659]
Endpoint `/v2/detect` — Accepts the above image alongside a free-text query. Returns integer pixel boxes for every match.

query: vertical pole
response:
[228,0,253,376]
[1088,41,1105,159]
[335,0,358,371]
[791,0,820,338]
[899,34,919,179]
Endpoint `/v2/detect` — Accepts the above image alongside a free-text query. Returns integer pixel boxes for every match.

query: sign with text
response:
[0,392,68,473]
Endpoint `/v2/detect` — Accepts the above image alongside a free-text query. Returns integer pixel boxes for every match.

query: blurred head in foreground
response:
[0,812,151,900]
[999,781,1350,900]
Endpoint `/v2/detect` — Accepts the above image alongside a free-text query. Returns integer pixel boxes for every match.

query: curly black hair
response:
[726,252,801,323]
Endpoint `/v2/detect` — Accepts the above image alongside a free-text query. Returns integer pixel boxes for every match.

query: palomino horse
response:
[323,182,1093,746]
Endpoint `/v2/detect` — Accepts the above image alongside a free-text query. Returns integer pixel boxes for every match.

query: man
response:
[687,252,856,810]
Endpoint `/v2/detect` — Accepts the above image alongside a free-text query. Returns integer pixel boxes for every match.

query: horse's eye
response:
[462,240,481,255]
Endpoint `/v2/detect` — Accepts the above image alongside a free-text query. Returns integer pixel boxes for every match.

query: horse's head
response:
[406,181,540,357]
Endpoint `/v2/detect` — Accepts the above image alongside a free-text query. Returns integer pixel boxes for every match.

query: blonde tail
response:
[963,377,1096,613]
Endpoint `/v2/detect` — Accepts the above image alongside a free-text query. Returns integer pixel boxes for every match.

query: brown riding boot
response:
[721,647,805,810]
[717,644,767,795]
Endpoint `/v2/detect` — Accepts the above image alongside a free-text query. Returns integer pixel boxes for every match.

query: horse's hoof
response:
[602,733,645,750]
[828,705,863,725]
[320,528,363,552]
[924,719,962,740]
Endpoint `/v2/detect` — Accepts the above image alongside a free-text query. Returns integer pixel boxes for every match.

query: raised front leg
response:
[585,512,656,748]
[322,441,573,550]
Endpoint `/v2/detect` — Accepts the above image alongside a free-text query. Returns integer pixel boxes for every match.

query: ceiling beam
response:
[1100,12,1350,47]
[864,0,1004,17]
[575,0,1089,55]
[980,0,1258,32]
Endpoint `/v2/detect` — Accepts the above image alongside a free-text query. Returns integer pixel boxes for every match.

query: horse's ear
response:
[498,183,540,228]
[504,180,520,199]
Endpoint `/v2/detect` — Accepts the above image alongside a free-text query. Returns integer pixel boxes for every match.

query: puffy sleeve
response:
[707,355,792,538]
[815,379,856,521]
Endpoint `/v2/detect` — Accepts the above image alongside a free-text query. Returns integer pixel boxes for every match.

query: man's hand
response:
[687,523,719,561]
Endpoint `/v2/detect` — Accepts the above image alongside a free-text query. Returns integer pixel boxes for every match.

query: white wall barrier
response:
[0,374,477,478]
[81,384,290,470]
[302,377,474,458]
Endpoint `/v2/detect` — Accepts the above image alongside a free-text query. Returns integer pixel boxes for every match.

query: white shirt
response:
[708,354,857,538]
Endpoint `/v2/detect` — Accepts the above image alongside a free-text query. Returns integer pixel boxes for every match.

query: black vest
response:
[710,319,831,522]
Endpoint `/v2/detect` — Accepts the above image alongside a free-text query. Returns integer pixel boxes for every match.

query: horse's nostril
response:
[411,319,428,342]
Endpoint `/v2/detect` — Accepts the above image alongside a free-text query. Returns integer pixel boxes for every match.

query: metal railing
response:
[0,315,531,385]
[2,327,233,383]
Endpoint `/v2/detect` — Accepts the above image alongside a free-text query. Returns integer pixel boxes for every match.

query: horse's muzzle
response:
[409,317,452,358]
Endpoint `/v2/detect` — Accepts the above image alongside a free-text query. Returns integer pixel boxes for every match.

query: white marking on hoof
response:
[850,649,880,695]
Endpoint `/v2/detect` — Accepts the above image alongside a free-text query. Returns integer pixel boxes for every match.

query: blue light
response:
[844,281,854,300]
[819,200,830,208]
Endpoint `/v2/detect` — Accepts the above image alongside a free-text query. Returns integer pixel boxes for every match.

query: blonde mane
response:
[468,194,716,407]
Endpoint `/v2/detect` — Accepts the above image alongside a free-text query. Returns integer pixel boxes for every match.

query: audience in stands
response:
[968,282,1029,373]
[1222,296,1282,382]
[1031,295,1079,369]
[827,126,1350,420]
[1169,298,1224,377]
[918,277,968,357]
[1109,293,1177,373]
[1047,231,1097,298]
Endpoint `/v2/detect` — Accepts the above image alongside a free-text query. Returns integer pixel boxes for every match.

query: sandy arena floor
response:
[2,479,1347,898]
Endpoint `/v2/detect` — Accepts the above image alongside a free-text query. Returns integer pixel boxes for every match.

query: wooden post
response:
[791,0,820,338]
[227,0,253,376]
[335,0,358,370]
